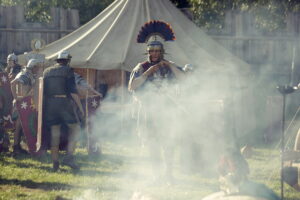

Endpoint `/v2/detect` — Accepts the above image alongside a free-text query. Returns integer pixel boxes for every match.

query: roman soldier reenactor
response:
[128,20,184,182]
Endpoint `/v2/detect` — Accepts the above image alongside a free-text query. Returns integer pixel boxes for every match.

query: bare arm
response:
[128,75,147,91]
[71,93,84,116]
[128,63,161,91]
[89,86,103,97]
[10,81,18,100]
[5,66,11,73]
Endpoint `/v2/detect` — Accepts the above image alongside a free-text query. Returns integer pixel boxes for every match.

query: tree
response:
[0,0,113,24]
[188,0,300,32]
[0,0,189,24]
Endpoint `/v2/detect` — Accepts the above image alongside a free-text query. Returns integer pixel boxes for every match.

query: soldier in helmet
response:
[0,61,10,152]
[5,53,27,155]
[6,53,22,81]
[129,21,184,182]
[10,59,44,155]
[11,59,44,98]
[43,50,84,171]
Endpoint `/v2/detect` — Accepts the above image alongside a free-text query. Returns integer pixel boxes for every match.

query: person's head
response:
[7,53,18,67]
[26,59,43,74]
[56,50,72,65]
[147,40,164,62]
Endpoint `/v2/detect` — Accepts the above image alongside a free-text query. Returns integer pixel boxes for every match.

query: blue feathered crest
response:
[137,20,176,43]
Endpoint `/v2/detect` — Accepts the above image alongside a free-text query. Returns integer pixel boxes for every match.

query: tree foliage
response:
[1,0,300,33]
[0,0,113,24]
[188,0,300,32]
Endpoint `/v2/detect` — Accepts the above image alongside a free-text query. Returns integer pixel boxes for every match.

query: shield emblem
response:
[0,72,14,130]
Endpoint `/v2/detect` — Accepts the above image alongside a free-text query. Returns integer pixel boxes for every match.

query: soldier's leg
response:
[62,123,80,170]
[13,118,27,154]
[13,118,22,146]
[50,125,61,171]
[66,123,80,155]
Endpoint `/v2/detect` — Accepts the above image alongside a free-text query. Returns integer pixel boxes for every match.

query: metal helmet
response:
[56,50,72,60]
[147,40,164,53]
[7,53,18,63]
[26,59,42,69]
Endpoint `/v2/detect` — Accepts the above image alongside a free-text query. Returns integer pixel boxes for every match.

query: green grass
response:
[0,136,299,200]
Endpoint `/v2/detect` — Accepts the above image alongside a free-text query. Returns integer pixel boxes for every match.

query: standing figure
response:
[6,53,26,155]
[0,63,11,152]
[6,53,22,81]
[128,21,184,182]
[11,58,44,154]
[11,59,43,99]
[43,50,84,171]
[0,95,9,152]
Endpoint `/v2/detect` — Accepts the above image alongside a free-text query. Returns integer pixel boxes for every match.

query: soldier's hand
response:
[160,60,170,66]
[150,64,161,72]
[145,64,160,76]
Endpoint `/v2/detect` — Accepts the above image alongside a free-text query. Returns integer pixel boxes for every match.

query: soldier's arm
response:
[22,86,33,97]
[10,81,18,100]
[161,60,185,80]
[128,63,160,91]
[5,66,11,73]
[128,74,146,91]
[68,69,84,116]
[70,93,84,116]
[89,87,102,97]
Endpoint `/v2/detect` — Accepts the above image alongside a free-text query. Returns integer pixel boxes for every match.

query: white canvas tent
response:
[38,0,251,75]
[30,0,256,137]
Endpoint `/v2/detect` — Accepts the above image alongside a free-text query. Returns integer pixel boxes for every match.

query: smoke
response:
[71,12,300,200]
[72,57,255,199]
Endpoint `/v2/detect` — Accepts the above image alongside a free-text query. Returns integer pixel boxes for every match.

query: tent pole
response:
[86,68,90,152]
[121,70,125,135]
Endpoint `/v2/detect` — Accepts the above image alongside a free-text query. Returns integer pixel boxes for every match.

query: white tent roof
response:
[39,0,250,73]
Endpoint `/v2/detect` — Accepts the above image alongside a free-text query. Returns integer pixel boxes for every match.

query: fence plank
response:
[0,6,79,61]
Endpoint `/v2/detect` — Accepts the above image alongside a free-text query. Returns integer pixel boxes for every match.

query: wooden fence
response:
[0,6,79,62]
[203,11,300,84]
[0,8,299,76]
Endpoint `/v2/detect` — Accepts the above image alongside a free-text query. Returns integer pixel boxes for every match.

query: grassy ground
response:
[0,135,299,200]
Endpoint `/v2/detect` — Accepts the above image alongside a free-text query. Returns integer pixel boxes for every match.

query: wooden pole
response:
[36,77,44,152]
[121,70,126,134]
[85,68,90,152]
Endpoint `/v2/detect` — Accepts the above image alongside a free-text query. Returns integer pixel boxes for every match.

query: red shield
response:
[16,96,38,154]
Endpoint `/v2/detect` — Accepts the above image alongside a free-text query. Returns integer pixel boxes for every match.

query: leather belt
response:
[53,95,67,98]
